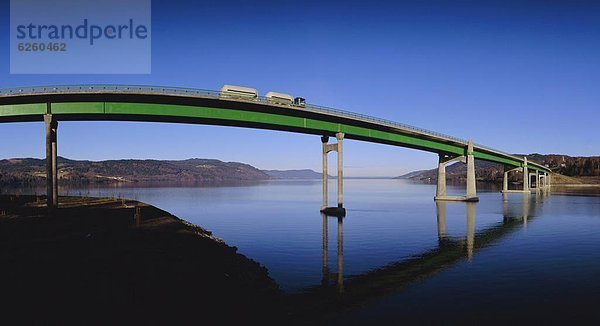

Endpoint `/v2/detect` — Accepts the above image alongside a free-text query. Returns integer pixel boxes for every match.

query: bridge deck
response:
[0,85,550,172]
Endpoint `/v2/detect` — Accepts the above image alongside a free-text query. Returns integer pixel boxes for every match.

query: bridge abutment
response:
[44,114,58,210]
[321,133,345,216]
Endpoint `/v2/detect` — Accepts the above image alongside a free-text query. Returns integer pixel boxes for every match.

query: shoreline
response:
[0,195,284,324]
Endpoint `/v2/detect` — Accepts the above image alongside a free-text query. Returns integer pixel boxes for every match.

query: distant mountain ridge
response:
[0,157,270,185]
[262,169,329,179]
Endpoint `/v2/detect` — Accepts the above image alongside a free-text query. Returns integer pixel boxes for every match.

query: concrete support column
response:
[320,134,345,216]
[434,152,474,201]
[436,155,447,198]
[44,114,58,210]
[523,158,529,192]
[321,136,329,210]
[502,167,529,194]
[465,140,477,201]
[541,173,546,189]
[336,133,344,208]
[536,171,540,191]
[547,173,551,189]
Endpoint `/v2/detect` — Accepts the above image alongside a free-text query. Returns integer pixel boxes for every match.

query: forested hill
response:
[0,157,270,185]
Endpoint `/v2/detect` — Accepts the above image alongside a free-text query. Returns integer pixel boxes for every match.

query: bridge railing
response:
[1,84,537,166]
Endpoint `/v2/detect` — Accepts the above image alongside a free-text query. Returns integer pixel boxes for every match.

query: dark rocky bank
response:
[0,195,284,324]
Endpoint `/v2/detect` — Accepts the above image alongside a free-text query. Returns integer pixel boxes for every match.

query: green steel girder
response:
[0,101,551,173]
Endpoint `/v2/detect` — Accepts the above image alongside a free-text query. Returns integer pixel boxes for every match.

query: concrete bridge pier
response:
[542,172,552,190]
[503,158,531,194]
[321,133,346,216]
[529,171,542,192]
[44,114,58,210]
[539,173,548,190]
[529,173,536,191]
[502,167,522,193]
[434,140,478,202]
[523,157,530,192]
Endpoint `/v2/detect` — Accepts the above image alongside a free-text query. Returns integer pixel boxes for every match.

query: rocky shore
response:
[0,195,283,324]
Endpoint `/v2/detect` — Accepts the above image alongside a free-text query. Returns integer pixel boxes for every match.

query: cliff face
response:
[397,154,600,184]
[0,157,270,185]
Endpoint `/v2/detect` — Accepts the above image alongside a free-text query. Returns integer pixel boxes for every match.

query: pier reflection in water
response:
[313,194,536,303]
[435,201,476,261]
[321,213,345,293]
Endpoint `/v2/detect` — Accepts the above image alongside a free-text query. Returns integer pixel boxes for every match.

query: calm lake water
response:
[7,179,600,323]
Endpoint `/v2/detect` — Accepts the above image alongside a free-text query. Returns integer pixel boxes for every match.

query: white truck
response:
[220,85,258,100]
[265,91,294,105]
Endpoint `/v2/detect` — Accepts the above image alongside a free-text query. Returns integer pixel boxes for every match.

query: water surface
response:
[6,179,600,323]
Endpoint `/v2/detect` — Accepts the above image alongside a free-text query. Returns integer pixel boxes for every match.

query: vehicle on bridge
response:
[220,84,306,108]
[293,97,306,107]
[266,91,294,105]
[220,85,258,100]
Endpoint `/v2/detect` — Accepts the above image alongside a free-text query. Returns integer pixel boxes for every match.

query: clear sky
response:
[0,0,598,176]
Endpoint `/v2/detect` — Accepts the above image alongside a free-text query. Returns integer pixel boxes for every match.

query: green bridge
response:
[0,85,551,213]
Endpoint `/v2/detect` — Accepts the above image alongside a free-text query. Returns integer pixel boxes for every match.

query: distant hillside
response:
[397,154,600,184]
[0,157,270,185]
[262,169,328,179]
[527,154,600,177]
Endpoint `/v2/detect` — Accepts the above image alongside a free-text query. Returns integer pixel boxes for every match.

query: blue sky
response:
[0,0,598,176]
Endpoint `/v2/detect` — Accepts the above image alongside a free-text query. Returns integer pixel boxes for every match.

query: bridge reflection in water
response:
[299,193,547,313]
[321,214,345,293]
[435,201,477,261]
